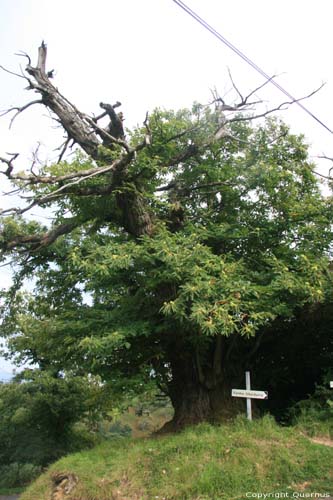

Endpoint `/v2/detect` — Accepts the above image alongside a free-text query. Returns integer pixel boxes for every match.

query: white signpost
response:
[330,381,333,389]
[231,371,268,420]
[231,389,268,399]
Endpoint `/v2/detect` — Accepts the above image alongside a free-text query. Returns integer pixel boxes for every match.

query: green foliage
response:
[0,371,110,473]
[0,216,46,261]
[0,463,42,489]
[106,421,132,438]
[20,417,333,500]
[1,108,333,424]
[290,379,333,438]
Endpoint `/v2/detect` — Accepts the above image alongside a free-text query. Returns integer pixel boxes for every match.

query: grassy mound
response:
[20,416,333,500]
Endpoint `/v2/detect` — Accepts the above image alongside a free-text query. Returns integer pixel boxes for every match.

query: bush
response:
[0,463,42,488]
[0,371,112,470]
[107,421,132,438]
[290,382,333,437]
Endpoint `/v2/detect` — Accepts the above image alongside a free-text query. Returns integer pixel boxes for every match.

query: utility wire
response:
[172,0,333,135]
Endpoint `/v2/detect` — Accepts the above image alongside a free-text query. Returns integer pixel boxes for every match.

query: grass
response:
[292,405,333,440]
[19,415,333,500]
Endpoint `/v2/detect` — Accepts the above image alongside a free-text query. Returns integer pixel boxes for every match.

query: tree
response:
[1,44,332,429]
[0,371,108,468]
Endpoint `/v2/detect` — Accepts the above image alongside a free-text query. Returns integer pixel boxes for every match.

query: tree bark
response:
[162,337,243,431]
[26,43,100,158]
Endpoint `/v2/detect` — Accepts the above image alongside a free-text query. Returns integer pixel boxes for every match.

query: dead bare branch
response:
[312,170,332,181]
[29,143,43,176]
[0,64,28,80]
[56,136,73,164]
[0,156,116,186]
[143,112,152,145]
[0,151,136,218]
[37,41,47,74]
[17,43,101,158]
[227,67,244,103]
[242,74,280,103]
[211,74,266,112]
[226,85,325,125]
[0,153,19,176]
[2,187,22,196]
[14,51,32,66]
[0,100,43,128]
[84,114,131,153]
[92,101,122,123]
[317,154,333,162]
[1,42,326,252]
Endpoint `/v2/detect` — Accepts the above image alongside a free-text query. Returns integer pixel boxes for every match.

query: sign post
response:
[231,371,268,421]
[246,371,252,421]
[330,381,333,389]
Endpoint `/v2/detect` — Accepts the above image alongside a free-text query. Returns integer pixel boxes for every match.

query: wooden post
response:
[245,371,252,421]
[231,376,268,419]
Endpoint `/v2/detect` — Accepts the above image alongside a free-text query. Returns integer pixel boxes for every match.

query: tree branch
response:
[242,74,280,104]
[0,153,125,186]
[312,170,333,181]
[84,114,131,153]
[227,67,244,103]
[0,100,43,128]
[56,136,74,164]
[226,85,325,125]
[0,154,134,217]
[20,43,101,158]
[1,43,325,252]
[14,51,32,66]
[2,218,81,253]
[0,153,19,176]
[0,64,29,80]
[156,180,231,193]
[92,101,121,123]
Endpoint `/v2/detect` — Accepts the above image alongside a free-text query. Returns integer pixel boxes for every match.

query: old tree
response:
[0,44,332,429]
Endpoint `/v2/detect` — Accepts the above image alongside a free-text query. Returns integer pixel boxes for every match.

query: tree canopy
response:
[1,44,332,428]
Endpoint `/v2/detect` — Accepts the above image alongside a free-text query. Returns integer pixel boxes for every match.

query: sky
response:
[1,0,333,371]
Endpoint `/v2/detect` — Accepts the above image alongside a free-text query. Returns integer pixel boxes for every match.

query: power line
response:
[172,0,333,135]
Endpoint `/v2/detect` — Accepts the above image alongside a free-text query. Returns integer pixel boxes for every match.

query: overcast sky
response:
[1,0,333,372]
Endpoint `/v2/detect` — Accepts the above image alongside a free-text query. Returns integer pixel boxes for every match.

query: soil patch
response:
[309,436,333,447]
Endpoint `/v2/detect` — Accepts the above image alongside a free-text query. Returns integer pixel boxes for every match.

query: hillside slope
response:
[20,416,333,500]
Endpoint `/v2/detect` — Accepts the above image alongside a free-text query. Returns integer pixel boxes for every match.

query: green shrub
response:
[0,463,42,488]
[107,421,132,438]
[0,371,113,489]
[290,382,333,437]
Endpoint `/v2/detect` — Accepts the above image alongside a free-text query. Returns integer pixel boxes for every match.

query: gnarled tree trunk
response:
[162,335,244,431]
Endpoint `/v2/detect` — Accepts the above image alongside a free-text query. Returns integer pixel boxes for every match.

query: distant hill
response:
[0,369,13,382]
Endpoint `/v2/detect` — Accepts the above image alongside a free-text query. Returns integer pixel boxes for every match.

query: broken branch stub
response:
[25,43,100,158]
